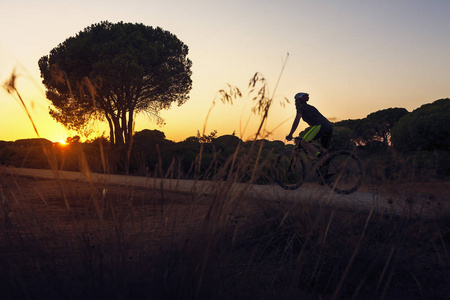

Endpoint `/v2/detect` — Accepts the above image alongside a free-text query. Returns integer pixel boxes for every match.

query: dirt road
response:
[3,166,448,218]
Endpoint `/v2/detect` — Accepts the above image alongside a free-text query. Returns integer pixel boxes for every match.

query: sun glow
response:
[58,140,67,146]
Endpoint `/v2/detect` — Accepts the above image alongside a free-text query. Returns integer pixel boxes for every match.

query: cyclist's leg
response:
[301,125,321,155]
[320,126,333,151]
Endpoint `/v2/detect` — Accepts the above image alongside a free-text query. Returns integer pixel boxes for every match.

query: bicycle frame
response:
[275,137,363,193]
[291,137,331,184]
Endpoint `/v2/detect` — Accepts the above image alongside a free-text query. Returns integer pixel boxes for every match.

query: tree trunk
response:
[127,109,134,146]
[121,109,128,145]
[113,116,124,146]
[105,113,115,146]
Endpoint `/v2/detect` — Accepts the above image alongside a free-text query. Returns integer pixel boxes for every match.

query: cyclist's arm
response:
[287,113,302,139]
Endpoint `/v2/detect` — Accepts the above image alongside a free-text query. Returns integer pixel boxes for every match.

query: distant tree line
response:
[331,98,450,178]
[328,98,449,154]
[0,131,285,183]
[1,98,449,180]
[332,107,409,150]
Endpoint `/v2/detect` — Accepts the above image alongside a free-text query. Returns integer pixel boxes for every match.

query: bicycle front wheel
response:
[322,150,363,194]
[274,150,306,190]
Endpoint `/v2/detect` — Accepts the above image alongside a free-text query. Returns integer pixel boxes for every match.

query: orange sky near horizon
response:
[1,0,449,143]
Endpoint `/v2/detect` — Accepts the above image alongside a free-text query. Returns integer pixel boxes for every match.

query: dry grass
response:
[1,173,449,300]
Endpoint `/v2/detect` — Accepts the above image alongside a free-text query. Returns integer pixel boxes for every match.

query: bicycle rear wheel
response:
[322,150,363,194]
[274,150,306,190]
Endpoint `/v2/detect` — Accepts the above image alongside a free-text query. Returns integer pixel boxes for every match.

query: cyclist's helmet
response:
[294,92,309,101]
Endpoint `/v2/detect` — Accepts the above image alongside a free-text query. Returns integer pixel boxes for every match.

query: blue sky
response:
[1,0,449,142]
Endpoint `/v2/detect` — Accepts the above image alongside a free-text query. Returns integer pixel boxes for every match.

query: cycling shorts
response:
[302,125,333,149]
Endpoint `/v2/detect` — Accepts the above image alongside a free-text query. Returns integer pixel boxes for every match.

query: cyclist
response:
[286,92,333,158]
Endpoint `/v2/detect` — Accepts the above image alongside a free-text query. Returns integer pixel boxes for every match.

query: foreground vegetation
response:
[1,169,449,300]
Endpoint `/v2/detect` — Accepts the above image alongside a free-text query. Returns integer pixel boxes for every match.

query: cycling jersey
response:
[296,102,332,131]
[296,102,333,148]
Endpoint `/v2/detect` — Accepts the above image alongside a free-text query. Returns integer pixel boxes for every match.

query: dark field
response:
[1,174,449,300]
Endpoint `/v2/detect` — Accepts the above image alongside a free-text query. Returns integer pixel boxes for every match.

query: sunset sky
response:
[1,0,449,143]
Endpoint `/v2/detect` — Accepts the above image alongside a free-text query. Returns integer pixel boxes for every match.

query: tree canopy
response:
[391,98,450,152]
[334,107,408,147]
[365,107,409,145]
[39,21,192,146]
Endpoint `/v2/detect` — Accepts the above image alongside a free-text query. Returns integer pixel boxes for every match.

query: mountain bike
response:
[274,137,363,194]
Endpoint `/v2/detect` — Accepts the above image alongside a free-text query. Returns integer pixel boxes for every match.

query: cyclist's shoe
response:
[309,151,323,162]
